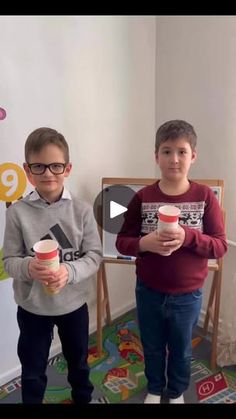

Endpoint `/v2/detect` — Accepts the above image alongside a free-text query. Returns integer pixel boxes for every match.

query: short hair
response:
[155,120,197,153]
[25,127,70,163]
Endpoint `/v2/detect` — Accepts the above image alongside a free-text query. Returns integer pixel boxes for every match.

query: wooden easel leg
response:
[201,270,222,370]
[101,262,111,325]
[202,275,217,337]
[194,268,222,370]
[96,261,112,357]
[96,263,103,357]
[210,270,222,370]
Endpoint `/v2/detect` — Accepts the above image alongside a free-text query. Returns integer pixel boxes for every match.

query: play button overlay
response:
[93,184,136,234]
[110,201,127,219]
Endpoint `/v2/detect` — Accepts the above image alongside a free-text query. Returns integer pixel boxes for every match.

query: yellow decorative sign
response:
[0,162,27,202]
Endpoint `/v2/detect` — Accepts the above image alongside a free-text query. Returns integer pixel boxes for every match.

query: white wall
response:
[155,15,236,321]
[0,16,156,385]
[2,13,235,388]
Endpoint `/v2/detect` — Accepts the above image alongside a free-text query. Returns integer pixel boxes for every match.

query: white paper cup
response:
[157,205,181,256]
[158,205,181,231]
[33,239,60,295]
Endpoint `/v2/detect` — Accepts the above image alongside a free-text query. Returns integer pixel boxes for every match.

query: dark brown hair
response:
[155,120,197,153]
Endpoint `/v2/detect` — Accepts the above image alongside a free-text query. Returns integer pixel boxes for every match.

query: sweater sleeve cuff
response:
[62,263,74,284]
[21,257,33,280]
[182,226,195,247]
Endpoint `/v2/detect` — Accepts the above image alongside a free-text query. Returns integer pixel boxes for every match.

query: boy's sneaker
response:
[169,394,184,404]
[144,393,161,403]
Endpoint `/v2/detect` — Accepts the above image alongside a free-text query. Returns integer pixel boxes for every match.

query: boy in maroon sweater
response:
[116,120,227,403]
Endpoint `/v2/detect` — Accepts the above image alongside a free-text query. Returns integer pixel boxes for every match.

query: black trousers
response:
[17,304,94,404]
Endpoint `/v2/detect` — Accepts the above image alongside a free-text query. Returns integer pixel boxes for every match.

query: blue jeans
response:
[135,278,202,398]
[17,304,93,403]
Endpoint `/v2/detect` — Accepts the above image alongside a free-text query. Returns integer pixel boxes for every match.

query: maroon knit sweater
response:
[116,181,227,294]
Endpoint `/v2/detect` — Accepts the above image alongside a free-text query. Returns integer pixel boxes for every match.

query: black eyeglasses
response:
[27,163,67,175]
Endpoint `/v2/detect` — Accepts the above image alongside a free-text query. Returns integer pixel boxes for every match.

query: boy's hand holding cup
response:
[157,205,181,256]
[33,239,60,295]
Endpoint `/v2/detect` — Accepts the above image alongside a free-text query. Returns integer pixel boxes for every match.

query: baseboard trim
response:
[0,366,21,387]
[197,308,222,334]
[89,300,136,334]
[0,341,63,387]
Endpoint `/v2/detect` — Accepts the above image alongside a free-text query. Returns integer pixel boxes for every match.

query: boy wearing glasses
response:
[3,127,102,404]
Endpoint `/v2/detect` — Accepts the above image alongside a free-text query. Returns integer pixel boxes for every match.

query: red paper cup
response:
[158,205,180,223]
[33,239,58,260]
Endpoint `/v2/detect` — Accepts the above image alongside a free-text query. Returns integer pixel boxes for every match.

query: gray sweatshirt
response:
[3,188,102,316]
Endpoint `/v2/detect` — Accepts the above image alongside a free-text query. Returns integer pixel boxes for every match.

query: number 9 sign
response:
[0,162,27,202]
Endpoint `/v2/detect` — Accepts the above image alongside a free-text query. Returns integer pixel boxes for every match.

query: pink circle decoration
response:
[0,107,7,120]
